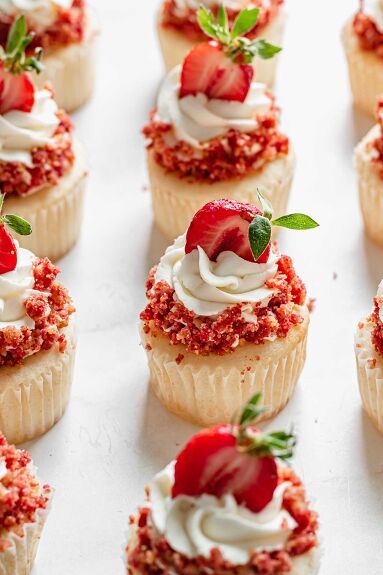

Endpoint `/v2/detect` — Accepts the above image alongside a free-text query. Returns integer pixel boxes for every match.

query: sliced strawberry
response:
[180,41,254,103]
[0,64,35,115]
[0,225,17,274]
[172,424,278,513]
[185,199,271,263]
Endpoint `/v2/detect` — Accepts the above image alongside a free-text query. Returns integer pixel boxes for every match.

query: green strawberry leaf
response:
[6,15,27,54]
[271,214,319,230]
[248,215,272,261]
[257,190,273,221]
[197,6,219,40]
[240,393,267,426]
[217,4,229,32]
[250,39,282,59]
[231,8,259,39]
[3,214,32,236]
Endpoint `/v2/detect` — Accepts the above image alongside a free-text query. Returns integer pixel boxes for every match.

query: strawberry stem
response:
[0,194,32,236]
[1,16,43,76]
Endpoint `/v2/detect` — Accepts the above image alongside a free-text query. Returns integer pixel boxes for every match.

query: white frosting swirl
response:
[0,89,60,168]
[0,243,40,329]
[0,0,72,32]
[157,67,272,149]
[173,0,241,12]
[155,234,278,317]
[363,0,383,32]
[150,463,297,565]
[377,280,383,323]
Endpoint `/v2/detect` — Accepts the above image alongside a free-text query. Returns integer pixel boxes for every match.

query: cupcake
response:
[144,6,292,242]
[0,0,97,112]
[0,17,88,261]
[158,0,286,86]
[0,207,76,444]
[126,394,320,575]
[140,198,318,426]
[355,280,383,433]
[0,434,52,574]
[354,96,383,246]
[343,0,383,115]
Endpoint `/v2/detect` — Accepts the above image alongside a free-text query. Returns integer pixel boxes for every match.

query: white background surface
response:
[25,0,383,573]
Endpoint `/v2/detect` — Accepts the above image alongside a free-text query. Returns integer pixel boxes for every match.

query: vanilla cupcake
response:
[0,434,52,574]
[0,0,98,112]
[0,17,87,261]
[355,281,383,433]
[126,395,320,575]
[354,97,383,245]
[140,198,318,426]
[0,209,76,444]
[145,7,290,241]
[158,0,286,86]
[343,0,383,115]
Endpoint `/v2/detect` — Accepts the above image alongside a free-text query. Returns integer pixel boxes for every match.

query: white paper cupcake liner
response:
[0,490,52,575]
[342,19,383,116]
[355,318,383,434]
[4,140,87,262]
[148,148,295,241]
[355,125,383,247]
[140,307,309,426]
[0,320,76,445]
[34,10,98,113]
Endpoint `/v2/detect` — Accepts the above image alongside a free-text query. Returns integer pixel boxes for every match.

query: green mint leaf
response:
[251,39,282,60]
[257,190,273,221]
[217,4,229,32]
[231,8,259,39]
[240,393,267,425]
[6,16,27,54]
[3,214,32,236]
[271,214,319,230]
[248,215,271,261]
[197,6,219,40]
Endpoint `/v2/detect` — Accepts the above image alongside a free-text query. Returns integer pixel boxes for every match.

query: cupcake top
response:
[141,198,318,356]
[161,0,284,42]
[144,5,288,182]
[0,433,51,551]
[0,0,86,51]
[127,394,319,573]
[0,203,74,366]
[361,97,383,178]
[370,280,383,356]
[0,17,75,196]
[353,0,383,55]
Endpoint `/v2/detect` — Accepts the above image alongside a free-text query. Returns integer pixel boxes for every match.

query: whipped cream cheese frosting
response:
[0,89,60,168]
[155,234,278,317]
[150,463,297,565]
[157,67,272,149]
[173,0,241,13]
[377,280,383,323]
[0,0,72,32]
[363,0,383,32]
[0,243,40,329]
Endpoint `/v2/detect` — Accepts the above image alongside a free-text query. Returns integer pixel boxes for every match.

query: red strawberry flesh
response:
[0,64,35,116]
[180,41,254,103]
[172,424,278,513]
[0,225,17,274]
[185,199,271,263]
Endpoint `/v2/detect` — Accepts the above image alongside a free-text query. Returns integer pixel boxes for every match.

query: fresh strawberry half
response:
[185,199,271,263]
[0,225,17,274]
[172,393,296,513]
[0,64,35,115]
[180,41,254,103]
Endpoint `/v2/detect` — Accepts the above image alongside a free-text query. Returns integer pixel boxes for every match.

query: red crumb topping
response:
[0,257,75,367]
[0,0,86,53]
[0,434,51,551]
[371,296,383,357]
[143,101,289,183]
[0,109,74,196]
[126,466,318,575]
[161,0,284,42]
[140,254,306,356]
[367,97,383,180]
[353,10,383,57]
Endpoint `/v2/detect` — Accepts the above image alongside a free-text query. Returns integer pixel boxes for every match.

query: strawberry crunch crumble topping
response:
[0,0,86,53]
[126,466,318,575]
[0,257,75,367]
[161,0,284,42]
[0,107,74,196]
[371,294,383,356]
[367,97,383,179]
[353,9,383,57]
[0,434,51,552]
[144,102,289,183]
[140,254,306,356]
